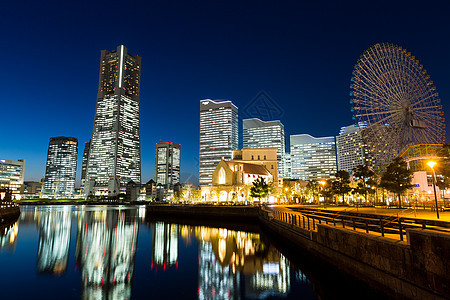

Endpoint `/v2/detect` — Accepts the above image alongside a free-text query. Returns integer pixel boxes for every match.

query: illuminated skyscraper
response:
[199,99,238,186]
[243,118,285,176]
[85,45,141,196]
[42,137,78,198]
[80,140,90,192]
[155,142,181,190]
[0,158,26,200]
[290,134,337,181]
[336,124,373,173]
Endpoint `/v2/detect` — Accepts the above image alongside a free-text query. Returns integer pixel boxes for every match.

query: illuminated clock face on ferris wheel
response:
[350,43,445,169]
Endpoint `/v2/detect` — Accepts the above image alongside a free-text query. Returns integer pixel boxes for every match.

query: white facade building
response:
[0,158,26,200]
[290,134,337,181]
[199,99,238,186]
[42,137,78,198]
[243,118,285,177]
[336,124,368,173]
[86,45,141,196]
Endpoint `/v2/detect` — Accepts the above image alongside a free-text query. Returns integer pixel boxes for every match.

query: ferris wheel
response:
[350,43,445,169]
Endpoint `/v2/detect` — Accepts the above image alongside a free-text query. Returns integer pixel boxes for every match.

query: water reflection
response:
[152,222,178,270]
[37,206,71,275]
[0,221,18,252]
[3,206,329,299]
[191,226,290,299]
[76,207,139,299]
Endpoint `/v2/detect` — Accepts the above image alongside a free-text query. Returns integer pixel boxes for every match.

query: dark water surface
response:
[0,205,386,299]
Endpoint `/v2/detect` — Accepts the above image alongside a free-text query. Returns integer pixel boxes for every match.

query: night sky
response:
[2,0,450,186]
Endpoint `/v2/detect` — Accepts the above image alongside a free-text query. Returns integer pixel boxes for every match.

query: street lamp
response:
[319,180,326,206]
[427,161,440,219]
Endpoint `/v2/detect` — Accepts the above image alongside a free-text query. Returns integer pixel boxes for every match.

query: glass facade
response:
[42,137,78,198]
[290,134,337,181]
[0,159,26,199]
[243,118,285,177]
[154,142,181,189]
[336,124,371,173]
[199,100,238,186]
[86,45,141,195]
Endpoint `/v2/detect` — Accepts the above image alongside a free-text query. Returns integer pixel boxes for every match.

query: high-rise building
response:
[0,159,26,200]
[290,134,337,181]
[155,142,181,190]
[85,45,141,196]
[243,118,285,177]
[80,140,90,192]
[336,124,372,173]
[282,153,292,179]
[42,137,78,198]
[199,99,238,186]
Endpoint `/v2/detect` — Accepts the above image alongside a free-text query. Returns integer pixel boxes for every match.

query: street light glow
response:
[427,161,436,169]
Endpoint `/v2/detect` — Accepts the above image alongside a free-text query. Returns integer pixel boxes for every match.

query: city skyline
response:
[2,1,450,186]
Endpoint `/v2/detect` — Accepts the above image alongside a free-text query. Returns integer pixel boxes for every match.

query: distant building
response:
[336,124,373,173]
[290,134,337,181]
[199,99,239,186]
[42,137,78,198]
[85,45,141,196]
[282,153,292,179]
[155,142,181,199]
[0,159,26,200]
[80,141,90,192]
[21,180,43,198]
[243,118,285,176]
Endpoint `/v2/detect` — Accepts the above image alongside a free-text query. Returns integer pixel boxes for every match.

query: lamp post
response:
[319,180,326,207]
[427,161,440,219]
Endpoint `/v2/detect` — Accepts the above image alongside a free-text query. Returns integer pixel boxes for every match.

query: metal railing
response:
[266,207,450,241]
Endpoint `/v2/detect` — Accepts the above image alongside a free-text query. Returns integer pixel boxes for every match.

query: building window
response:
[218,167,226,184]
[258,155,260,160]
[252,155,254,160]
[271,165,274,169]
[264,155,266,160]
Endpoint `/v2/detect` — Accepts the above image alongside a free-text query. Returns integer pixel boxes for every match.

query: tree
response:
[250,177,270,201]
[332,170,352,204]
[379,157,414,208]
[306,181,321,203]
[353,164,377,205]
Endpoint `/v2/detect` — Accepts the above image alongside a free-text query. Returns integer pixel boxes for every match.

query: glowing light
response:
[427,161,436,169]
[118,45,124,88]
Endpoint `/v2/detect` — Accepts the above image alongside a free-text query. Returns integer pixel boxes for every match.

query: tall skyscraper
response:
[336,124,373,173]
[155,142,181,189]
[42,137,78,198]
[242,118,285,176]
[290,134,337,181]
[80,140,90,192]
[199,99,238,186]
[85,45,141,196]
[0,159,26,200]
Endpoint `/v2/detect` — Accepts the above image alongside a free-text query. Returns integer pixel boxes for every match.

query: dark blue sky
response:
[2,0,450,185]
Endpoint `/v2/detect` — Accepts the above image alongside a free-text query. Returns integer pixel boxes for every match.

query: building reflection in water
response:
[0,221,19,252]
[151,222,178,270]
[37,206,72,275]
[76,207,139,300]
[195,227,290,300]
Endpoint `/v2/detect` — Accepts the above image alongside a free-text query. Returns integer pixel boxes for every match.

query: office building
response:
[85,45,141,196]
[290,134,337,181]
[243,118,285,176]
[42,137,78,198]
[199,99,238,186]
[80,141,90,192]
[336,124,373,173]
[0,159,26,200]
[282,153,292,179]
[155,142,181,191]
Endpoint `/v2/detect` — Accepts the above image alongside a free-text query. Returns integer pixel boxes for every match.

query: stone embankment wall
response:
[0,203,20,222]
[259,211,449,300]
